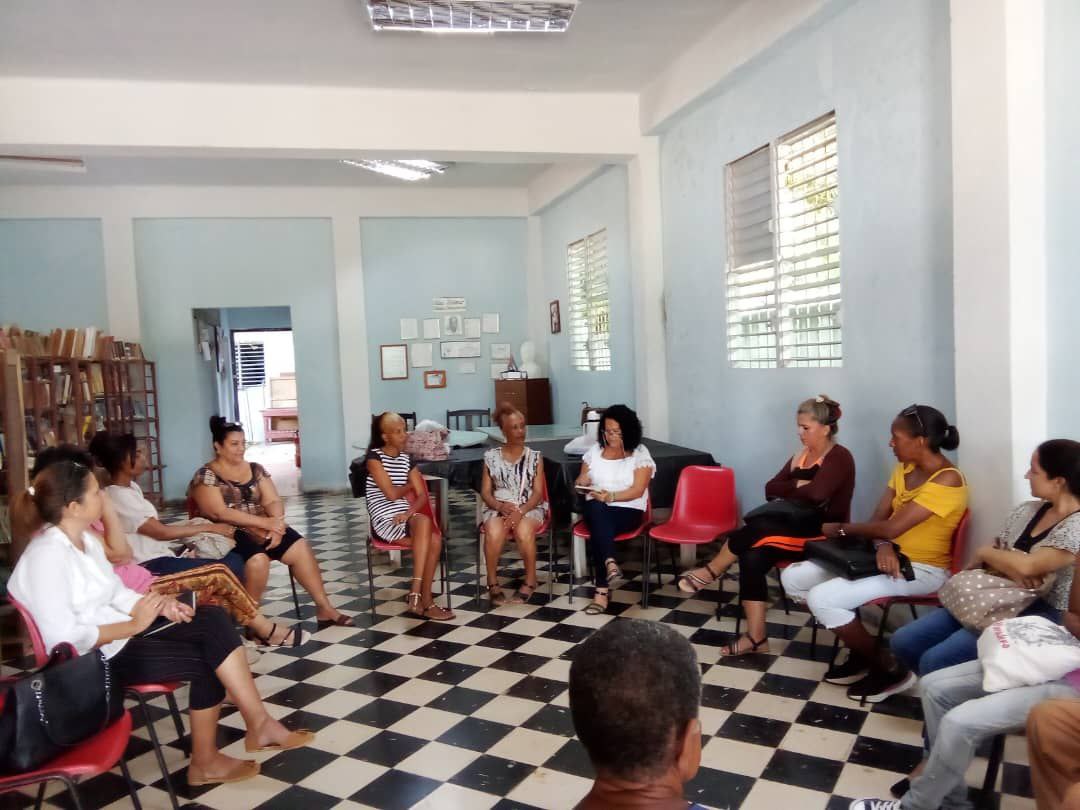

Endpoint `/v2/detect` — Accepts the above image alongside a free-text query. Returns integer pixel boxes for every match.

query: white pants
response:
[780,559,949,629]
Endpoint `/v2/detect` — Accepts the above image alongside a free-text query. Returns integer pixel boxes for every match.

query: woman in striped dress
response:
[365,412,454,621]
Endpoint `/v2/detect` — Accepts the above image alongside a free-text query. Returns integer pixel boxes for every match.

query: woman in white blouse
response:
[574,405,656,614]
[8,459,314,787]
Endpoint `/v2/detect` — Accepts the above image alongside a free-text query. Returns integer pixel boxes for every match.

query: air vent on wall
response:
[367,1,578,33]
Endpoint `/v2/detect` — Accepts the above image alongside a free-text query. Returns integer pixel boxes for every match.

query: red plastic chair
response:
[0,695,141,810]
[186,495,302,619]
[475,471,556,605]
[9,597,184,810]
[644,466,737,608]
[571,497,654,607]
[364,475,452,617]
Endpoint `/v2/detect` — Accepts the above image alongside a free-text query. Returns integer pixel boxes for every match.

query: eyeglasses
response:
[901,404,924,435]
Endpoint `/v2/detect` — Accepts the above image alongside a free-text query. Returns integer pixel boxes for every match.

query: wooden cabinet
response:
[494,379,552,425]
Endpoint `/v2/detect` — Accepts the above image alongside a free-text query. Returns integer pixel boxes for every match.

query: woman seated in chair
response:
[480,403,548,605]
[677,395,855,657]
[366,411,454,621]
[8,461,314,787]
[574,404,656,615]
[781,404,967,702]
[85,431,245,580]
[189,416,352,628]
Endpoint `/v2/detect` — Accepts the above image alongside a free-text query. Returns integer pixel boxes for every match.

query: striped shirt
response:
[365,448,414,542]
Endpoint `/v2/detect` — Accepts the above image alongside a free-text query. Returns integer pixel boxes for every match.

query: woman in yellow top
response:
[781,404,967,701]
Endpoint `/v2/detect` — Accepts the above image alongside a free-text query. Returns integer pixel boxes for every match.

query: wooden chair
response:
[447,409,491,430]
[398,412,417,430]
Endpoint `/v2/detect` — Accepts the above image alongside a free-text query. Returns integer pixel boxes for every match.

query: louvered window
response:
[567,229,611,371]
[234,342,266,388]
[726,113,842,368]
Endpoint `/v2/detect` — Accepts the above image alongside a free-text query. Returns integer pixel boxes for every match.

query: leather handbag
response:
[805,536,916,581]
[0,643,124,773]
[742,499,822,535]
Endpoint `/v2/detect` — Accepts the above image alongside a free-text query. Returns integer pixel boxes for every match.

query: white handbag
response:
[977,615,1080,692]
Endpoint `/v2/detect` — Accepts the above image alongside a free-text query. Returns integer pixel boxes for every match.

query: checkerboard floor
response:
[1,490,1037,810]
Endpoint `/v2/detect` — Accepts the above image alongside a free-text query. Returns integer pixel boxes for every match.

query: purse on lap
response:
[804,536,916,581]
[0,643,124,773]
[939,568,1055,633]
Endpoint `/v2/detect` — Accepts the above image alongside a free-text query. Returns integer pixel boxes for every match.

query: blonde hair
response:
[797,394,842,436]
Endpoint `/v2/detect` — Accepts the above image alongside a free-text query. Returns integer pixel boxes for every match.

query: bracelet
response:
[837,527,846,537]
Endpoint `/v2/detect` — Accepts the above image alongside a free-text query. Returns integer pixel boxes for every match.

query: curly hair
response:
[597,404,643,452]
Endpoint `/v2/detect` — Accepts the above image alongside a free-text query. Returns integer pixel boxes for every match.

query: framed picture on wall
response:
[424,369,447,389]
[380,344,408,380]
[443,314,464,338]
[550,300,561,334]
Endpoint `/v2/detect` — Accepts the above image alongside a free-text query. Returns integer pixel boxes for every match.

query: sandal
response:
[315,613,355,630]
[511,581,538,604]
[421,603,455,622]
[249,623,308,649]
[719,633,770,657]
[488,583,508,607]
[583,588,610,615]
[677,561,721,594]
[604,559,624,587]
[405,590,424,617]
[187,759,260,786]
[245,729,316,753]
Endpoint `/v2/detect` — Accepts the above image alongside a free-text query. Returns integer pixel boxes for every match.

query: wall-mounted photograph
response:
[550,300,561,334]
[423,369,447,389]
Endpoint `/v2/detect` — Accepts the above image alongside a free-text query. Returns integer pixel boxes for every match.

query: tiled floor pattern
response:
[0,490,1036,810]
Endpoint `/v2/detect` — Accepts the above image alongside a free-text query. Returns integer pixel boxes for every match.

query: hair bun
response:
[209,415,227,432]
[941,424,961,452]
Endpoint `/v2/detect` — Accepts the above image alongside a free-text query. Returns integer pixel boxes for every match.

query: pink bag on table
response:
[405,429,450,461]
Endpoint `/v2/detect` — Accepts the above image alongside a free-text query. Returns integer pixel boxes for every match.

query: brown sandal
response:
[422,602,456,622]
[488,583,508,606]
[187,759,260,786]
[245,729,316,753]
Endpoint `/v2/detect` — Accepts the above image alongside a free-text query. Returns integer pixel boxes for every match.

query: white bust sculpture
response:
[519,340,543,378]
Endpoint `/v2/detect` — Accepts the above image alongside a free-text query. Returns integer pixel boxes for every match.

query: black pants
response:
[110,606,241,710]
[726,516,822,603]
[232,526,304,563]
[583,500,645,587]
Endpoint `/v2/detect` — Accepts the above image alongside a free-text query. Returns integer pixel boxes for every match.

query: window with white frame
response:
[725,113,841,368]
[566,228,611,371]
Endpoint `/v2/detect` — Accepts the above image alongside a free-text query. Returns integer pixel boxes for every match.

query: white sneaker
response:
[849,800,901,810]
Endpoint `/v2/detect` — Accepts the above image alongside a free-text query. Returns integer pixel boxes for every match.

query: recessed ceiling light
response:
[340,159,450,181]
[367,1,578,34]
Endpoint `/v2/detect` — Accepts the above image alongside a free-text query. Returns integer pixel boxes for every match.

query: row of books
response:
[25,364,106,411]
[0,324,144,361]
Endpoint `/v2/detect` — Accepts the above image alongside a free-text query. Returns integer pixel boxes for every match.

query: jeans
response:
[893,602,1063,676]
[902,660,1078,810]
[582,500,645,588]
[780,560,948,629]
[142,551,246,581]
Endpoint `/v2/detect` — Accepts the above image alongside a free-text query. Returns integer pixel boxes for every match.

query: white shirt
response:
[108,482,169,563]
[8,525,141,659]
[583,443,657,511]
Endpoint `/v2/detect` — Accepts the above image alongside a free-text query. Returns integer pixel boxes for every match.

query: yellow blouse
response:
[887,462,968,569]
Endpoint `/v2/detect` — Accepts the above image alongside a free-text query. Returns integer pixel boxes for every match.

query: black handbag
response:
[804,536,916,582]
[742,499,823,535]
[0,643,124,774]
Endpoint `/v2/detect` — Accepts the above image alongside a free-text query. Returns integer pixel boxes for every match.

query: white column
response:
[951,0,1046,545]
[524,215,549,371]
[331,214,372,452]
[627,137,670,440]
[101,215,142,340]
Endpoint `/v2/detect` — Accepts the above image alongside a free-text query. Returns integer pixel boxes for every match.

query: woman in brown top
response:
[677,395,855,656]
[189,416,353,628]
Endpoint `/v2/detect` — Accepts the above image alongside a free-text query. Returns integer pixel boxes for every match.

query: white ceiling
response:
[0,0,741,92]
[0,157,550,187]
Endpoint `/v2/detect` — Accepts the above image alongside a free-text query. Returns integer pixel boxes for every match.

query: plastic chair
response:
[364,475,452,617]
[571,498,653,607]
[644,466,737,608]
[186,496,302,620]
[9,597,184,810]
[0,697,142,810]
[475,471,557,605]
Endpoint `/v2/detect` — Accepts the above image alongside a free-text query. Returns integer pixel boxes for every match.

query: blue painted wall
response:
[1046,0,1080,440]
[660,0,954,518]
[360,218,528,425]
[0,219,108,331]
[133,219,345,498]
[539,166,636,424]
[224,306,292,332]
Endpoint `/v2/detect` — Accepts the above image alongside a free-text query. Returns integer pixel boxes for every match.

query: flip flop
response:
[187,759,260,786]
[245,729,316,753]
[316,614,355,630]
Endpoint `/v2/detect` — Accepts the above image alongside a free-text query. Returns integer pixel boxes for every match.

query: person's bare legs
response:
[483,517,509,593]
[512,517,540,601]
[244,554,270,604]
[720,600,771,655]
[281,538,343,622]
[679,543,737,593]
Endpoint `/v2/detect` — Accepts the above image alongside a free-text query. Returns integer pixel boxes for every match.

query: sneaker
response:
[849,800,901,810]
[847,667,918,703]
[824,652,869,685]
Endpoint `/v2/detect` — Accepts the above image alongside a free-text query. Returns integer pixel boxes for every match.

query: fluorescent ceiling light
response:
[367,1,578,33]
[0,155,86,173]
[340,158,450,181]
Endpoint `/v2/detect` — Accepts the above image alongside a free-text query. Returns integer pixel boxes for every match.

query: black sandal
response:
[719,633,769,657]
[249,623,306,649]
[583,588,610,615]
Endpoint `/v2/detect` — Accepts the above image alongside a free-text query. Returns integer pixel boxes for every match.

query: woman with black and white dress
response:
[365,412,454,621]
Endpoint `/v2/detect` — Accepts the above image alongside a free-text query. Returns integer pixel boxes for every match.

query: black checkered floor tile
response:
[0,490,1036,809]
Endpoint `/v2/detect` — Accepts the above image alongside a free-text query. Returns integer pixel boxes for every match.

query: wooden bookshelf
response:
[103,359,164,506]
